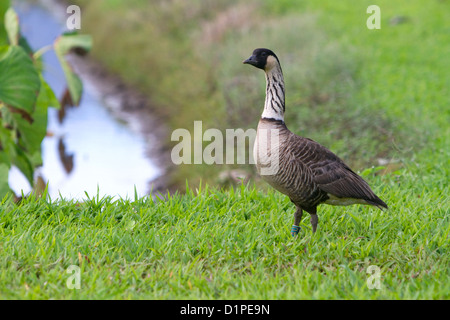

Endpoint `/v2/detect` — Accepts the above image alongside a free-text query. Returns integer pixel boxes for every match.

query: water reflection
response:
[9,1,161,199]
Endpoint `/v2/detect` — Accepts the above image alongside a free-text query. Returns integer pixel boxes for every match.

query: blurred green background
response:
[69,0,449,192]
[32,0,450,192]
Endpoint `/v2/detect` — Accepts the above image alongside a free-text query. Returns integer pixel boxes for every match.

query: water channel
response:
[9,1,162,200]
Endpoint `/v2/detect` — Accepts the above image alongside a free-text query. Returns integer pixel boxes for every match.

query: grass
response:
[0,169,448,299]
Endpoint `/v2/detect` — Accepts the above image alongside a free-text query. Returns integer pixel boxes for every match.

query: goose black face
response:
[243,48,279,70]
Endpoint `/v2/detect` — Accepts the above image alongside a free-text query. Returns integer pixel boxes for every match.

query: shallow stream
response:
[9,1,161,199]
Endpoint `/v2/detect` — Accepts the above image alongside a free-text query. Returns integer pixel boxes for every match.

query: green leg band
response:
[291,225,301,237]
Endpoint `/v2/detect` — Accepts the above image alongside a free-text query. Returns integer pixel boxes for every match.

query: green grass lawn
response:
[1,0,448,299]
[0,171,448,299]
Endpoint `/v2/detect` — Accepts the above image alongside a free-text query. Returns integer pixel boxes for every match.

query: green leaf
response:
[10,77,55,167]
[0,45,40,112]
[0,124,14,162]
[0,162,10,198]
[42,78,61,110]
[5,8,19,45]
[11,146,34,185]
[0,147,11,168]
[0,123,33,186]
[54,33,92,105]
[0,1,9,19]
[0,1,10,46]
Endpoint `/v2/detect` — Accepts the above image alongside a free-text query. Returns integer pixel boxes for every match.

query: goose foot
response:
[291,225,301,237]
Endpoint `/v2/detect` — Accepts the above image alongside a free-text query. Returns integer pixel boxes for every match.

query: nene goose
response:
[243,48,387,236]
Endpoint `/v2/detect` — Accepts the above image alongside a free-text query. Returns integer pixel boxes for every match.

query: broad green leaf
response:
[0,1,9,20]
[5,8,19,45]
[54,33,92,105]
[55,33,92,55]
[0,1,10,46]
[10,77,55,167]
[0,147,11,168]
[18,34,34,56]
[0,122,33,185]
[0,45,40,112]
[42,78,61,110]
[0,162,10,198]
[11,146,33,185]
[0,124,33,185]
[0,124,14,168]
[0,124,13,149]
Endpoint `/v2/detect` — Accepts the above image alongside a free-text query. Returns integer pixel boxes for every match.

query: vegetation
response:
[0,0,448,300]
[0,2,92,198]
[70,0,449,190]
[1,172,448,299]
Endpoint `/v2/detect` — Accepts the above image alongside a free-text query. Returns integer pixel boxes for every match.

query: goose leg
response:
[291,206,303,237]
[310,213,318,233]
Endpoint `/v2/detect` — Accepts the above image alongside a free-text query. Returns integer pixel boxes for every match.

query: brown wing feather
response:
[314,161,387,208]
[291,136,387,209]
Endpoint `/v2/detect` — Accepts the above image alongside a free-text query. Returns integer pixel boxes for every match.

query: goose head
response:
[243,48,281,72]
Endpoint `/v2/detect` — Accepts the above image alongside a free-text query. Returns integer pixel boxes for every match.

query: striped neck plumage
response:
[262,61,285,122]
